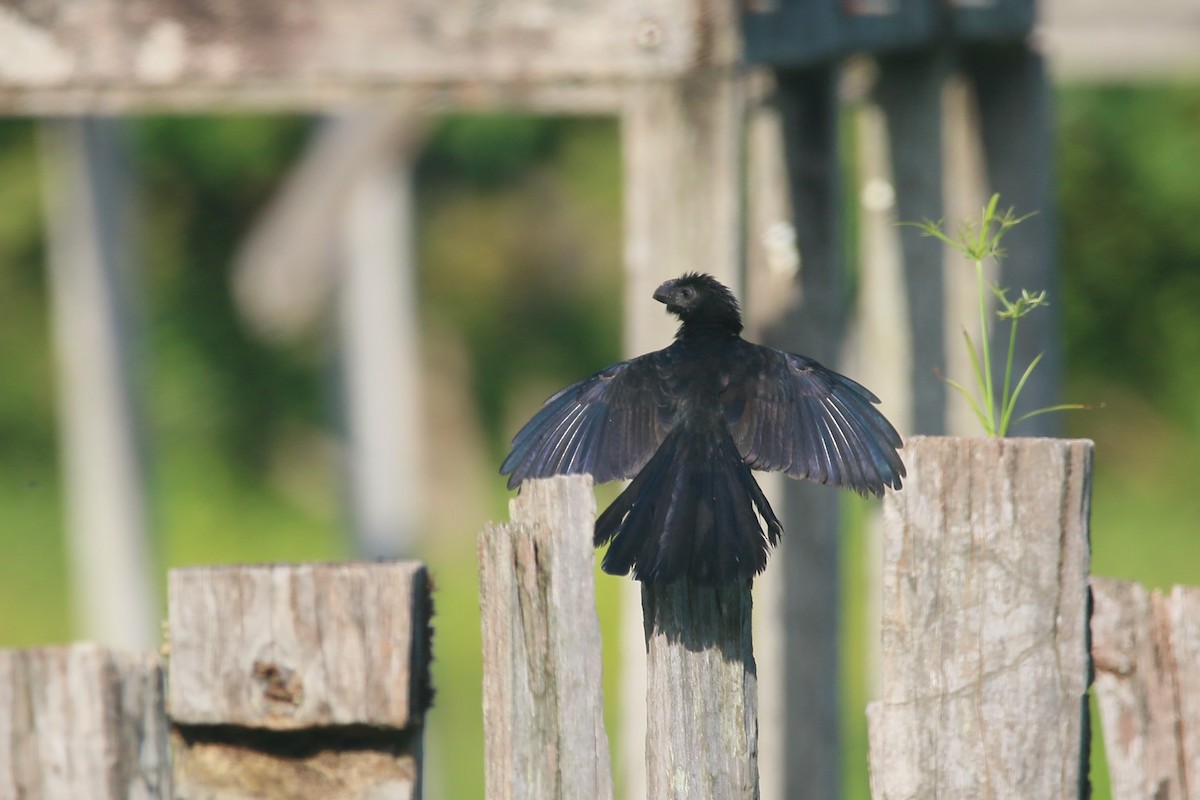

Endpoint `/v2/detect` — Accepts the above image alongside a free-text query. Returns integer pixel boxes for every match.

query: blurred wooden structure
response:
[5,0,1198,797]
[38,118,157,652]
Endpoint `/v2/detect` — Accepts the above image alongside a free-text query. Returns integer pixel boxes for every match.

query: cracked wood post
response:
[868,436,1093,799]
[0,643,170,798]
[1091,578,1200,799]
[643,579,759,800]
[478,475,613,800]
[167,561,432,799]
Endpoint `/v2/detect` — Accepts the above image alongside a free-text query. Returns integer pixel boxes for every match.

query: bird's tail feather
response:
[594,425,782,584]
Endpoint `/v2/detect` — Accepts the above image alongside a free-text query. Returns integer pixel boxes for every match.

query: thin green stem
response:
[975,259,995,430]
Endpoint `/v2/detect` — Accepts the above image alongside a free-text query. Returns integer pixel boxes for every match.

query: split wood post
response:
[868,436,1093,800]
[643,580,759,800]
[167,561,432,799]
[1091,578,1200,799]
[478,475,613,800]
[0,643,170,799]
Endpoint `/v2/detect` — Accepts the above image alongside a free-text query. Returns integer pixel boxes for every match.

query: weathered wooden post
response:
[868,436,1093,799]
[167,562,432,799]
[478,476,613,800]
[1091,578,1200,799]
[0,643,170,798]
[643,581,759,800]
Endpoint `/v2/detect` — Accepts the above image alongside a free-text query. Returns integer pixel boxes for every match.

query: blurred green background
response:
[2,82,1199,798]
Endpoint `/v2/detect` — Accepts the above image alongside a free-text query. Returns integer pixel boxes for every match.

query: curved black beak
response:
[653,279,675,305]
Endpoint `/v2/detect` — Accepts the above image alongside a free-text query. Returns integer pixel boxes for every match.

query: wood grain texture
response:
[478,475,613,800]
[869,435,1093,800]
[167,561,431,730]
[171,726,420,800]
[1091,579,1200,799]
[1168,586,1200,795]
[643,579,759,800]
[0,643,169,799]
[0,0,713,113]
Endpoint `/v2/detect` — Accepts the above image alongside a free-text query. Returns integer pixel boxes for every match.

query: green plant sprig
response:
[904,194,1087,436]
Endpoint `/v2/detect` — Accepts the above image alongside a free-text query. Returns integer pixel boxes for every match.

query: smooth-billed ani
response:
[500,272,904,584]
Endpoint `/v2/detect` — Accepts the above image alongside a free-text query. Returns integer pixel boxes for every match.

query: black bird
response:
[500,273,904,584]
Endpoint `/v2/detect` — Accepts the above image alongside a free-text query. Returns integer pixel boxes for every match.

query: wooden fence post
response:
[643,580,759,800]
[1091,578,1200,799]
[868,435,1093,799]
[167,561,432,799]
[478,475,613,800]
[0,643,169,799]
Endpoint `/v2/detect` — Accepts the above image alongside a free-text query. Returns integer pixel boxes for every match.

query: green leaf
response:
[961,328,995,432]
[999,351,1045,435]
[942,376,994,435]
[1015,403,1092,424]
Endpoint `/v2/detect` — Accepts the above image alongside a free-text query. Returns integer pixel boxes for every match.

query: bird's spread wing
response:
[722,345,905,496]
[500,352,676,489]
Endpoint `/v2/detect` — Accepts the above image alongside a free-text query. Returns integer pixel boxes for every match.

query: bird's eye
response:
[680,286,695,299]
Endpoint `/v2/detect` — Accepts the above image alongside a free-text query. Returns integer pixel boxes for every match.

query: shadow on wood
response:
[642,578,754,660]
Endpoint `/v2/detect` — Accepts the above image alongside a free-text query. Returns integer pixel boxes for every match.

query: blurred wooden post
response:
[478,476,613,800]
[1091,578,1200,799]
[230,111,426,559]
[39,118,156,652]
[754,66,845,800]
[0,643,169,799]
[868,436,1093,799]
[643,581,759,800]
[874,52,951,436]
[337,130,426,559]
[167,562,432,799]
[964,44,1060,436]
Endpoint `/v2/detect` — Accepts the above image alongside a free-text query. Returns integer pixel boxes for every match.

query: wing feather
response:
[723,344,905,496]
[500,352,676,489]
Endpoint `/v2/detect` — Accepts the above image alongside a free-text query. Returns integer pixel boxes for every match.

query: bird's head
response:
[653,273,743,334]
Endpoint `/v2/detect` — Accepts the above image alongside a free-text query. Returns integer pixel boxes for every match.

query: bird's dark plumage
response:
[500,272,905,583]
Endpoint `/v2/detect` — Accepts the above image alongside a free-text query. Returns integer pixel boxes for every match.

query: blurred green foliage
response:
[0,82,1199,800]
[1060,85,1200,434]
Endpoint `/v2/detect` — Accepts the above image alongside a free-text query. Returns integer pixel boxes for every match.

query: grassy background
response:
[2,83,1200,799]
